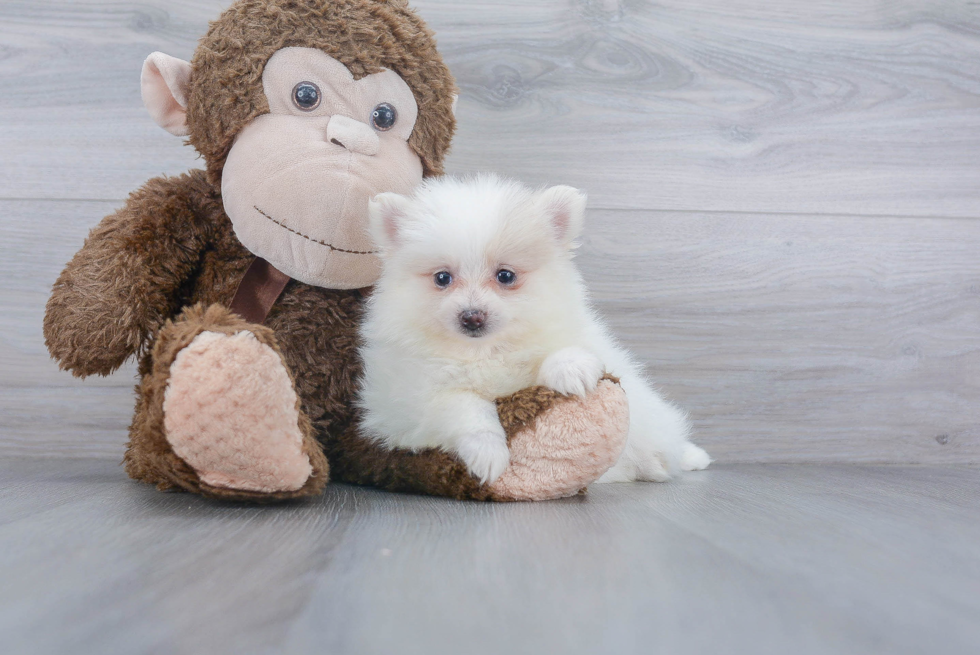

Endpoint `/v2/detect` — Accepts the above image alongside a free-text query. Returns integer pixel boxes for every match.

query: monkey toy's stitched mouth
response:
[253,206,379,255]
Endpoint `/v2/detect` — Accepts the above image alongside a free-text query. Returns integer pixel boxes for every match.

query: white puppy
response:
[358,175,710,484]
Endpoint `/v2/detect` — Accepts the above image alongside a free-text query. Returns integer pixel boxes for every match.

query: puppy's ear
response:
[536,185,587,248]
[141,52,192,136]
[368,192,413,252]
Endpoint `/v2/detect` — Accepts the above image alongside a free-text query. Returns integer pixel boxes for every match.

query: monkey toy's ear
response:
[140,52,192,136]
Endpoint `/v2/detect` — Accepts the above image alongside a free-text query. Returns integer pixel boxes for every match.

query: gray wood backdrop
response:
[1,0,978,464]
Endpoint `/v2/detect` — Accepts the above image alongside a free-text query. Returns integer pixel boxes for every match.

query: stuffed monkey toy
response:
[43,0,630,502]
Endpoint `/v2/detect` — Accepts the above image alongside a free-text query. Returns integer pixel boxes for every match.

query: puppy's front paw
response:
[537,347,605,397]
[457,428,510,485]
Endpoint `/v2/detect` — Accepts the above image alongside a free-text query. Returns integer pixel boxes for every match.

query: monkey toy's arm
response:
[44,171,219,377]
[327,375,630,501]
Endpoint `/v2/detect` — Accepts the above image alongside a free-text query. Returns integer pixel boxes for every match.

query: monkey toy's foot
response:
[488,375,630,501]
[164,330,314,492]
[125,304,328,501]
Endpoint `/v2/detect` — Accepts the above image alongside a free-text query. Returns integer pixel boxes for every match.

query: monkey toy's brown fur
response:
[43,0,629,502]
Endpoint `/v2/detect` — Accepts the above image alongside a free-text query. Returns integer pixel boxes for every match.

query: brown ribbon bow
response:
[229,257,292,324]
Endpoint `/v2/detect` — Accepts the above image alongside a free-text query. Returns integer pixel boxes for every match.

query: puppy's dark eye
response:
[496,269,516,286]
[292,82,321,111]
[371,103,397,131]
[434,271,453,288]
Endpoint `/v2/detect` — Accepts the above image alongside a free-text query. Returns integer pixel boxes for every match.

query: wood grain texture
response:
[0,199,134,458]
[0,0,213,200]
[436,0,980,216]
[1,460,978,655]
[4,3,979,653]
[4,199,978,463]
[580,208,980,463]
[1,1,977,461]
[1,0,979,216]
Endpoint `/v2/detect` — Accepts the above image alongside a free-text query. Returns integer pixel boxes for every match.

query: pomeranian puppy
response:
[358,175,710,484]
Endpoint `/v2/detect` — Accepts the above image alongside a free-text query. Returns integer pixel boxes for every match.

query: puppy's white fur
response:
[358,175,710,484]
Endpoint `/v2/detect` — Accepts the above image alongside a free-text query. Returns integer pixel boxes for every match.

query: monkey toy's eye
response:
[292,82,321,111]
[496,269,516,286]
[371,103,397,131]
[434,271,452,288]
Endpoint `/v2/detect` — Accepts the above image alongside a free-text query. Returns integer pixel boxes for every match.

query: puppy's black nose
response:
[459,309,486,332]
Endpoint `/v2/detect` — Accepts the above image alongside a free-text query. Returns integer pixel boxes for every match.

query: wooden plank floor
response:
[0,459,978,655]
[1,0,978,462]
[4,1,979,216]
[4,199,979,462]
[2,2,979,653]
